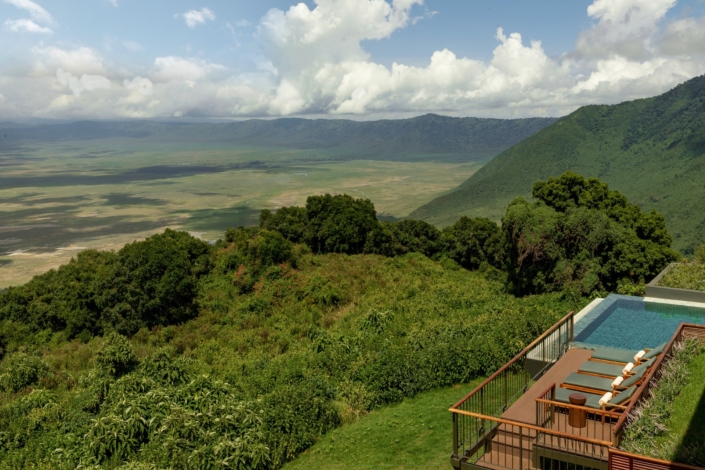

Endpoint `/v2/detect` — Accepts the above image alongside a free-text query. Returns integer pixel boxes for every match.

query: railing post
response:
[504,371,508,410]
[570,313,574,344]
[519,425,523,470]
[452,412,458,457]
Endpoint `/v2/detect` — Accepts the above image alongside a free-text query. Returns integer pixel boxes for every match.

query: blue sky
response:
[1,0,705,121]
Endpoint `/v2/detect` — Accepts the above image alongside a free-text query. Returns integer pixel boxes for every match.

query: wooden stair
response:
[474,424,537,470]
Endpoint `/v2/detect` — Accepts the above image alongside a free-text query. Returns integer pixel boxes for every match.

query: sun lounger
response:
[578,356,656,378]
[644,342,666,360]
[589,347,639,364]
[562,368,646,394]
[578,361,625,377]
[562,372,619,393]
[589,343,665,365]
[554,384,638,411]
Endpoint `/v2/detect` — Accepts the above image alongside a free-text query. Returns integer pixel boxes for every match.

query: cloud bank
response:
[1,0,705,120]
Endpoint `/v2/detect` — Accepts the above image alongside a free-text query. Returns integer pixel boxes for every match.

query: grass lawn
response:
[654,348,705,465]
[284,379,484,470]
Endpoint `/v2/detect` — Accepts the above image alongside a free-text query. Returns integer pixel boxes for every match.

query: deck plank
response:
[502,348,593,425]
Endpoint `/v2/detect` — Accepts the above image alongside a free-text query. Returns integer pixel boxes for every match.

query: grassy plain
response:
[0,139,481,287]
[284,380,482,470]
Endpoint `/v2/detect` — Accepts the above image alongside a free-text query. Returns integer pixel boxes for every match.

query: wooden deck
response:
[502,348,593,425]
[500,347,616,444]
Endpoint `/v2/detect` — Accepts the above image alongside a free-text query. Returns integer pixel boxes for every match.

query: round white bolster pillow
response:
[611,376,624,388]
[599,392,613,406]
[622,362,634,375]
[634,350,646,362]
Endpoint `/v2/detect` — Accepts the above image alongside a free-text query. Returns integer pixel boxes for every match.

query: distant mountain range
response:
[411,74,705,253]
[0,114,557,162]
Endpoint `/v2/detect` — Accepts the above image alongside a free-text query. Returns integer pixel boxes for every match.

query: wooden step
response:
[477,448,534,470]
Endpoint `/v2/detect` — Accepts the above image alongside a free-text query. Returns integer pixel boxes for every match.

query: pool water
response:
[574,294,705,351]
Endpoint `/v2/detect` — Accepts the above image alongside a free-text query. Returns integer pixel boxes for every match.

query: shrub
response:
[260,206,308,244]
[304,194,380,254]
[94,333,138,378]
[441,216,505,270]
[0,353,49,393]
[695,244,705,264]
[0,230,211,339]
[383,219,442,258]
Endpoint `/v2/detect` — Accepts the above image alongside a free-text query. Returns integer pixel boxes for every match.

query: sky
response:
[1,0,705,121]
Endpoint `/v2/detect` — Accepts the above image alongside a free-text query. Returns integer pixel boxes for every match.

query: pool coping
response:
[646,262,705,305]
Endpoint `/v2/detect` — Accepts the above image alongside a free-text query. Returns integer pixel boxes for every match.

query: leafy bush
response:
[696,244,705,264]
[94,333,138,378]
[260,206,308,244]
[0,353,49,393]
[304,194,380,254]
[0,230,211,339]
[382,219,442,258]
[440,216,505,270]
[658,262,705,291]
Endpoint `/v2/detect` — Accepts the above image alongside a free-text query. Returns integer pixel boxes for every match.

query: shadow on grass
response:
[0,259,12,268]
[103,193,168,207]
[178,205,261,233]
[675,382,705,466]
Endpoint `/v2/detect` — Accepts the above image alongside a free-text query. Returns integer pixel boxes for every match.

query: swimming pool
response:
[574,294,705,350]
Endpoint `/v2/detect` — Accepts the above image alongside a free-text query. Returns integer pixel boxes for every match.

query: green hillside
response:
[284,381,482,470]
[411,75,705,252]
[1,114,556,162]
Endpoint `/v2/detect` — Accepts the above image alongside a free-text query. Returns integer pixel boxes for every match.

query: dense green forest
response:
[412,74,705,252]
[1,114,556,163]
[0,174,679,468]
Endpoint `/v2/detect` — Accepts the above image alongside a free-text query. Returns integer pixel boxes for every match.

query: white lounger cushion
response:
[634,350,646,362]
[622,362,634,375]
[611,376,624,387]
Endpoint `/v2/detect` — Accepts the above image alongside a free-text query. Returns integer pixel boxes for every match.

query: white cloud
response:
[178,7,215,28]
[576,0,676,60]
[122,40,143,52]
[3,0,53,23]
[123,77,153,95]
[2,0,705,121]
[4,18,51,33]
[109,0,117,6]
[659,16,705,56]
[31,46,107,76]
[56,68,111,97]
[151,56,224,83]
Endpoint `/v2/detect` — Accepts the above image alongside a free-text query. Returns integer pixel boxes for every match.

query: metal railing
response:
[450,312,574,467]
[534,383,617,464]
[452,410,612,470]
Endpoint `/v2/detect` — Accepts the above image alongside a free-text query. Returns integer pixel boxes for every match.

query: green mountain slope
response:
[411,75,705,252]
[0,114,556,162]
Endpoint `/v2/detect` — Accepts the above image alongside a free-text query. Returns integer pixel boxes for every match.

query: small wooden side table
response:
[568,393,587,428]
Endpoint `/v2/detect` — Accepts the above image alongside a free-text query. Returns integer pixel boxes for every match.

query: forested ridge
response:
[412,74,705,252]
[0,114,556,162]
[0,173,682,469]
